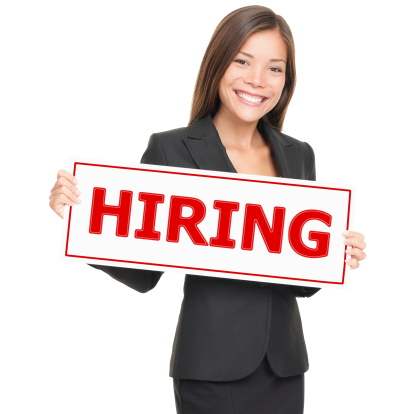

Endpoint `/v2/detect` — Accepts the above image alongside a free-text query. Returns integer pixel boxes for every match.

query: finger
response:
[57,169,78,185]
[50,176,81,197]
[49,194,79,218]
[50,185,81,205]
[345,248,366,261]
[345,257,360,269]
[49,194,78,209]
[343,237,366,250]
[343,230,364,241]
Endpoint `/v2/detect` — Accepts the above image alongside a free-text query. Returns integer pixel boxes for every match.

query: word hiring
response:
[89,188,332,258]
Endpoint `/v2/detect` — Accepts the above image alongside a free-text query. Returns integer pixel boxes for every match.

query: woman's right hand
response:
[49,169,81,218]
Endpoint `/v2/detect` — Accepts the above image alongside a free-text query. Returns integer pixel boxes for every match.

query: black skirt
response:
[173,355,304,414]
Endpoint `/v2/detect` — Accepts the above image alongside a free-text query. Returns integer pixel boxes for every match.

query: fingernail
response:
[342,230,349,237]
[346,248,352,253]
[73,177,78,185]
[76,197,81,203]
[75,189,81,196]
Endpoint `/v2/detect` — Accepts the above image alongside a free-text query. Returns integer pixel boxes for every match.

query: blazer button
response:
[259,282,268,287]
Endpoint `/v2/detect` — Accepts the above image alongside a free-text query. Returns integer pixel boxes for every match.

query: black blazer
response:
[91,114,320,381]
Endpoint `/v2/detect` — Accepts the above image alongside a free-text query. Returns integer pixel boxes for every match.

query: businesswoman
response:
[49,5,366,414]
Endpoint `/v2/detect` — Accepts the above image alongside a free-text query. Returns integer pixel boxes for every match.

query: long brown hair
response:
[189,5,296,131]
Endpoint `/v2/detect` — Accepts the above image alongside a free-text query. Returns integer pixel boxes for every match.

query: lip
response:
[234,90,268,106]
[235,89,267,98]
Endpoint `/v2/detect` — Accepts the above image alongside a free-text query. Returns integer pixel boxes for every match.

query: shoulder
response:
[140,124,192,167]
[264,124,316,181]
[272,127,314,153]
[280,130,315,163]
[144,125,190,153]
[151,125,190,142]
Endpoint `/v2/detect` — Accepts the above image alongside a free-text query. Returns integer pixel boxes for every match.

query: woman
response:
[49,5,366,414]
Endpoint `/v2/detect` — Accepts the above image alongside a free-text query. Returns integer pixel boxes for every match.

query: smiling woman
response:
[216,30,287,124]
[214,29,288,177]
[49,5,366,414]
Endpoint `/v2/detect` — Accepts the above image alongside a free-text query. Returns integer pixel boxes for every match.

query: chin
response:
[234,110,267,125]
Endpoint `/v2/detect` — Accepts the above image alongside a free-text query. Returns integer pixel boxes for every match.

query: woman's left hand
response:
[343,230,366,269]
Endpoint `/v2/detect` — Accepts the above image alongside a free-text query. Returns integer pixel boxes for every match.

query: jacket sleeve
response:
[291,142,321,298]
[88,134,167,293]
[89,264,163,293]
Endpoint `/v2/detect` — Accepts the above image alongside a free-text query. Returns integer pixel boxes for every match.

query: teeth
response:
[236,92,264,104]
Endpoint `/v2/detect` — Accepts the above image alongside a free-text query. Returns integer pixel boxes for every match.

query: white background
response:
[1,0,412,413]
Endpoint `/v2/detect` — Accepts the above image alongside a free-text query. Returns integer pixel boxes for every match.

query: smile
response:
[235,90,267,105]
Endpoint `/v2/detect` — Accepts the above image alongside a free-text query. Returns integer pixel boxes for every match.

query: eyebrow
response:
[238,51,286,64]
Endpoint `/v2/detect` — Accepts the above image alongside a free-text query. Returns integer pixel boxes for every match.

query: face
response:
[216,29,288,125]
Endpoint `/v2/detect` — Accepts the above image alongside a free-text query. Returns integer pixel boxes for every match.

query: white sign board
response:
[63,160,353,288]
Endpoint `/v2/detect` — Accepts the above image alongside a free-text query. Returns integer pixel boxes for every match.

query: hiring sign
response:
[62,160,353,288]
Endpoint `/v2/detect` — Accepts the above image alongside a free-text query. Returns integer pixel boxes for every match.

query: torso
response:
[224,141,280,177]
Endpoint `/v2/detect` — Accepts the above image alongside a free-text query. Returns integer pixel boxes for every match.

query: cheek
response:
[217,82,226,105]
[220,65,241,88]
[218,75,234,102]
[272,78,286,101]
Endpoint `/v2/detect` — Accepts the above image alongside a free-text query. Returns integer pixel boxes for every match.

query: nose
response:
[244,66,266,88]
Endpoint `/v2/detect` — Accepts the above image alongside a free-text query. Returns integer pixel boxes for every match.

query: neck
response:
[212,108,261,150]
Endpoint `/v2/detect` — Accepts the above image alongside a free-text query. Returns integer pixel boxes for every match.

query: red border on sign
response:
[66,162,352,285]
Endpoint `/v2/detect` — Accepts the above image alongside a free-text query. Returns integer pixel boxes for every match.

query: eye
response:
[234,58,248,65]
[269,67,283,73]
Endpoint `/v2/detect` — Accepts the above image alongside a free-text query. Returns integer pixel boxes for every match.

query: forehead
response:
[238,29,287,60]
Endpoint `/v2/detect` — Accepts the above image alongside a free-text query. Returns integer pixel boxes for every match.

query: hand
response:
[49,169,81,219]
[343,230,366,269]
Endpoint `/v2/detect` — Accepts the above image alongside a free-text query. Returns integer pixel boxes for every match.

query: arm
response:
[89,264,162,293]
[50,135,168,293]
[291,285,320,298]
[291,143,367,296]
[88,133,168,292]
[291,142,321,298]
[304,142,366,270]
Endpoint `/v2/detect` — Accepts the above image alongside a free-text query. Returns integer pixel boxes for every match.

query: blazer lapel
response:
[262,123,302,179]
[184,114,237,173]
[184,114,301,179]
